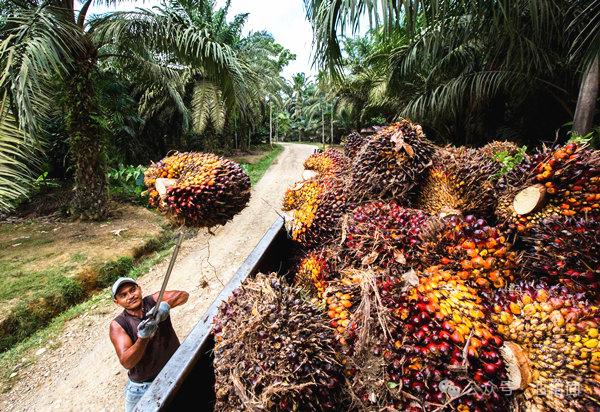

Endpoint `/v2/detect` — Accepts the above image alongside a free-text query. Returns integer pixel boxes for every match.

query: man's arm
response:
[151,290,189,308]
[109,320,150,370]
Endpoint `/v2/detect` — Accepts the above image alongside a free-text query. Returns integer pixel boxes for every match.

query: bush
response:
[107,165,147,204]
[96,256,134,288]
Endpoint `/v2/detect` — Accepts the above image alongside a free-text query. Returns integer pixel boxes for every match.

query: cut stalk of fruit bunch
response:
[496,143,599,234]
[212,273,348,411]
[144,151,251,227]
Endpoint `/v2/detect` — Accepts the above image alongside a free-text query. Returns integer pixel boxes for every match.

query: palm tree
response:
[0,1,121,218]
[305,0,600,143]
[94,1,292,149]
[290,72,309,141]
[0,0,293,215]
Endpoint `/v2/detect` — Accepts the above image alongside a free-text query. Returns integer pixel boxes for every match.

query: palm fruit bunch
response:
[294,248,337,299]
[212,273,347,411]
[415,146,500,219]
[490,281,600,411]
[495,143,599,233]
[343,131,368,158]
[288,178,348,248]
[323,269,365,347]
[343,201,429,272]
[350,119,436,201]
[303,148,350,176]
[421,214,519,289]
[144,151,251,227]
[524,217,600,298]
[282,178,321,212]
[380,267,510,411]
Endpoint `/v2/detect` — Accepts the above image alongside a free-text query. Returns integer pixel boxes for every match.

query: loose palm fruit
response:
[350,119,436,202]
[144,151,250,227]
[491,281,600,411]
[213,273,348,411]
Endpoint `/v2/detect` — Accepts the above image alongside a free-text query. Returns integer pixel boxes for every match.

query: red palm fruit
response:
[343,201,430,271]
[523,216,599,298]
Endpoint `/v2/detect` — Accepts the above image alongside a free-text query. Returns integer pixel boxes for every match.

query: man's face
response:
[114,283,143,310]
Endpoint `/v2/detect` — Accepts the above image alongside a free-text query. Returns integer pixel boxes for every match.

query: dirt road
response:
[0,143,315,412]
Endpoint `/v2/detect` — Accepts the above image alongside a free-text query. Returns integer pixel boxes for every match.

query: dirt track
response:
[0,143,315,412]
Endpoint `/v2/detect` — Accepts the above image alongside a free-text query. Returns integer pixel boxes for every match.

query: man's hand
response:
[147,302,170,323]
[137,318,158,339]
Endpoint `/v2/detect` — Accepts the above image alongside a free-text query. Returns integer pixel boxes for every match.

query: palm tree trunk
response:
[330,107,334,144]
[321,105,325,147]
[573,57,599,135]
[67,44,108,220]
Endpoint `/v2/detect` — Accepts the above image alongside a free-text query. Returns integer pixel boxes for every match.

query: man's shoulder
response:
[143,294,156,303]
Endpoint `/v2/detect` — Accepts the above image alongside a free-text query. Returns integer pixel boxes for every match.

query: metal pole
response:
[153,231,184,309]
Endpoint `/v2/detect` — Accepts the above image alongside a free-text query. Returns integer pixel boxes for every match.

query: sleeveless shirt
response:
[114,295,180,383]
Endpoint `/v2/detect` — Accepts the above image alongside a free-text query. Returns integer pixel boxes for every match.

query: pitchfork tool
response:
[151,231,184,314]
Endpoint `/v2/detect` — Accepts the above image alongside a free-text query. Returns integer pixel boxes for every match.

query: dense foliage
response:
[305,0,599,145]
[0,0,294,215]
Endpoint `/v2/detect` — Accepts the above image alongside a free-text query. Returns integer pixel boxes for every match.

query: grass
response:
[240,143,284,185]
[0,261,78,302]
[0,204,172,353]
[0,245,175,391]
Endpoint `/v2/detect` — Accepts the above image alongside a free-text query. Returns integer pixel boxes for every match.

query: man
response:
[109,277,189,412]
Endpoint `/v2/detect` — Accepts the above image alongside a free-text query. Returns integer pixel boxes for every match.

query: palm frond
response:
[569,0,600,68]
[191,80,226,134]
[1,5,82,137]
[0,91,39,212]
